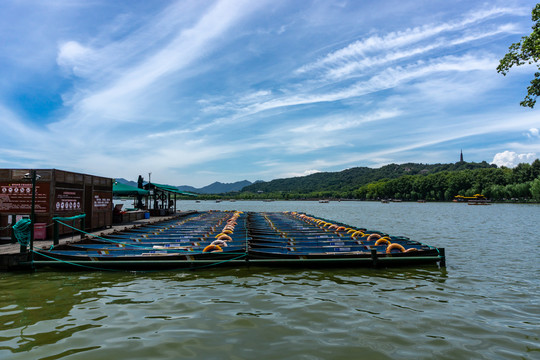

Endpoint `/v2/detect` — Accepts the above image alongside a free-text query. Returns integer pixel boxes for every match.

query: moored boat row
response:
[31,211,445,270]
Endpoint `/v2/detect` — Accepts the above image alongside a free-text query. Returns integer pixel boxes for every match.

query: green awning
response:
[147,182,198,197]
[113,182,149,196]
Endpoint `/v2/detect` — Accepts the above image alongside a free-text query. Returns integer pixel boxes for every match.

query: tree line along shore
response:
[187,160,540,202]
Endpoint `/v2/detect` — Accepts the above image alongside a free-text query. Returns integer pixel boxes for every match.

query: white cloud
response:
[491,151,537,168]
[286,169,322,178]
[240,53,498,116]
[0,105,36,138]
[288,110,401,133]
[528,128,539,138]
[1,1,536,187]
[301,111,540,171]
[51,0,268,128]
[296,6,522,77]
[0,104,49,164]
[57,41,92,76]
[321,24,518,81]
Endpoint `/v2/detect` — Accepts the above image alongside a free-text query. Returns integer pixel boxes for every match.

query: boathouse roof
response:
[145,182,198,196]
[113,182,149,196]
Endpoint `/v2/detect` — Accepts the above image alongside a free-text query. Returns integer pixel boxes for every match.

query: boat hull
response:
[29,211,445,271]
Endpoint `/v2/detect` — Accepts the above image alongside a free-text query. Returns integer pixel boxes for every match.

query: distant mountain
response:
[115,178,139,187]
[242,161,497,193]
[175,185,200,193]
[178,180,253,194]
[116,178,253,194]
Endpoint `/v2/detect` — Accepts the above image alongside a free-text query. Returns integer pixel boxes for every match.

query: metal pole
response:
[53,219,59,246]
[148,172,153,211]
[370,247,378,267]
[11,215,17,244]
[439,248,446,267]
[30,170,36,252]
[81,216,86,239]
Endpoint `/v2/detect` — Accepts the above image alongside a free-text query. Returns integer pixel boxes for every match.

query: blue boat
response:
[32,211,445,270]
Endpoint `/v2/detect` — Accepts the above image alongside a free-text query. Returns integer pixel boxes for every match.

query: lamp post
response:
[148,172,152,211]
[23,170,40,253]
[30,170,35,252]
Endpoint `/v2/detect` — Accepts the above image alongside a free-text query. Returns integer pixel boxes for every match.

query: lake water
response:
[1,201,538,359]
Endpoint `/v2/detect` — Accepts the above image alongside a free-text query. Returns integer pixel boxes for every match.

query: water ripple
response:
[0,202,539,359]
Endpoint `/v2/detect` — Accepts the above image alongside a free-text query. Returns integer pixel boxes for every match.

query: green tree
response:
[531,178,540,200]
[488,184,508,200]
[445,170,474,199]
[497,3,540,108]
[531,159,540,178]
[512,162,534,183]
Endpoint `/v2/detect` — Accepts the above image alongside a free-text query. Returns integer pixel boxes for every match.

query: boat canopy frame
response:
[144,182,197,215]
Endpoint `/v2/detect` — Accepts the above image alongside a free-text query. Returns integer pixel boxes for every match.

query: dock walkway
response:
[0,213,187,270]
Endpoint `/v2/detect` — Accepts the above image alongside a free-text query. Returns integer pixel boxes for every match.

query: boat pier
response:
[0,212,189,270]
[2,210,445,271]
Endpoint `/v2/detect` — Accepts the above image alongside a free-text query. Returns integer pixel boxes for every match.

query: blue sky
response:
[1,0,539,187]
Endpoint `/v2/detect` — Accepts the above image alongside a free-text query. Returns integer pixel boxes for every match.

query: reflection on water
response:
[1,201,539,359]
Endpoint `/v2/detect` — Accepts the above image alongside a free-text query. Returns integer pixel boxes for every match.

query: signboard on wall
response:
[0,182,50,213]
[54,189,83,212]
[93,191,112,212]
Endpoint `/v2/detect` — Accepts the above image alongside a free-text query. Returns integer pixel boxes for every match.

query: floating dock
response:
[22,211,445,271]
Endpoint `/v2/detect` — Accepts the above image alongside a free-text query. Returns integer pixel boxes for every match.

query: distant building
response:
[460,149,464,162]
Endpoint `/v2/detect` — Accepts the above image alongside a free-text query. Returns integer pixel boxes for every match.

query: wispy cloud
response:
[321,23,520,81]
[0,0,538,186]
[528,128,540,139]
[54,0,267,127]
[196,5,515,123]
[221,53,499,119]
[296,6,523,76]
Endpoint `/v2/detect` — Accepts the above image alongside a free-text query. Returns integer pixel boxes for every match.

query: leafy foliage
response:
[497,3,540,108]
[225,159,540,202]
[242,161,495,194]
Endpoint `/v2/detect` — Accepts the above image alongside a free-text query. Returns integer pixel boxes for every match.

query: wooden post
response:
[53,219,59,246]
[370,247,378,267]
[81,216,86,239]
[439,248,446,267]
[29,170,36,253]
[19,216,27,252]
[10,215,18,245]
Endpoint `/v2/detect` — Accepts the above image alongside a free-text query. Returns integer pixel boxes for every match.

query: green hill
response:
[242,161,496,194]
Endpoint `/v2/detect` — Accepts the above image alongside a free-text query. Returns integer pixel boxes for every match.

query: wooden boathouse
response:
[0,169,113,243]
